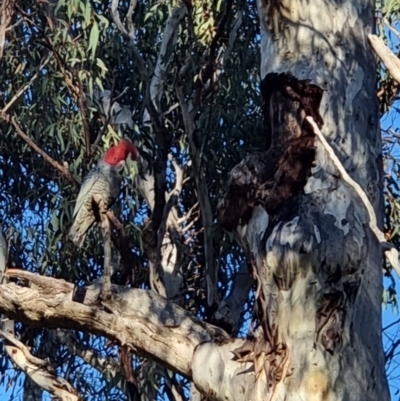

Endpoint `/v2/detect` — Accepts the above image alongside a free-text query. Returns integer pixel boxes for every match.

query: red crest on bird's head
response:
[103,139,139,165]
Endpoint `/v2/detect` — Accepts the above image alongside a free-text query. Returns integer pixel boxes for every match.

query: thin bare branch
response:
[176,202,199,225]
[110,0,148,79]
[54,329,136,397]
[2,53,52,113]
[75,73,91,158]
[94,194,113,300]
[385,339,400,363]
[384,18,400,40]
[307,116,400,276]
[152,159,185,296]
[150,4,186,110]
[126,0,138,37]
[157,158,184,256]
[0,112,79,186]
[175,86,216,306]
[0,328,81,401]
[0,0,16,62]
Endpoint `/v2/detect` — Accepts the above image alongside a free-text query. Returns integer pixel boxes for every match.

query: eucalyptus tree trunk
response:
[214,0,390,399]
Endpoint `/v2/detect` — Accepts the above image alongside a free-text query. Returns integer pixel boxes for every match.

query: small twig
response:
[385,338,400,362]
[0,112,78,186]
[181,215,200,234]
[384,18,400,40]
[75,73,91,158]
[306,116,400,277]
[113,86,129,102]
[383,318,400,332]
[1,53,52,113]
[176,201,199,225]
[162,102,179,118]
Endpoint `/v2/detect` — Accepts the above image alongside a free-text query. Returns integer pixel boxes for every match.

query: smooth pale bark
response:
[0,270,230,377]
[216,0,390,400]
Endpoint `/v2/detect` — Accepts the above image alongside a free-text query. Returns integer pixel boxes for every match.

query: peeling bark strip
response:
[218,73,323,230]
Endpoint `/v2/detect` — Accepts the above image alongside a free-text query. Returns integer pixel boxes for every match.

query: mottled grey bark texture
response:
[217,0,390,399]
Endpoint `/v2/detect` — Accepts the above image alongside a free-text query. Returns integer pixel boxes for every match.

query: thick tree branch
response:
[368,34,400,85]
[0,269,229,381]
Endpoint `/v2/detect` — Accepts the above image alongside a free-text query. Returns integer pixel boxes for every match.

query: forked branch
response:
[0,328,81,401]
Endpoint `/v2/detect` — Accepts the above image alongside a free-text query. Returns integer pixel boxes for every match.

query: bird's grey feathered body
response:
[68,160,124,247]
[68,139,138,248]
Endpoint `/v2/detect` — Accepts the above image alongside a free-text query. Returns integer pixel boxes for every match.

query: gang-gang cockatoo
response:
[69,139,138,247]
